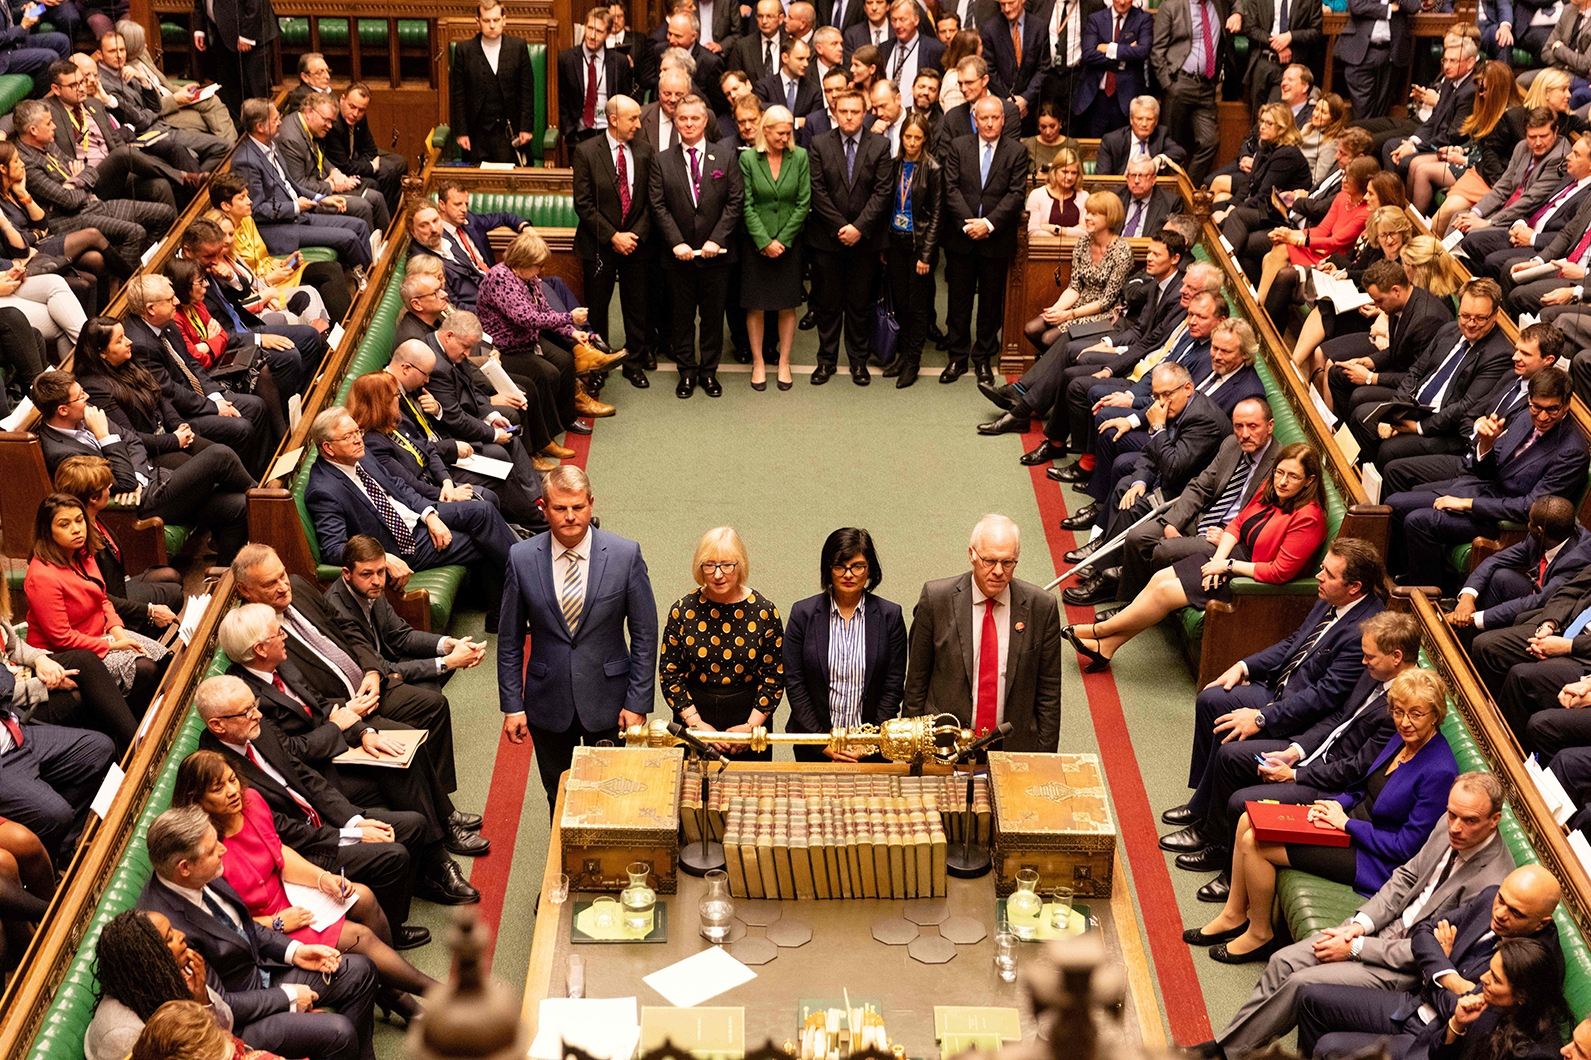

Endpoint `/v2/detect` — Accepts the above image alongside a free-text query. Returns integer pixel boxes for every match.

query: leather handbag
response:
[871,283,900,367]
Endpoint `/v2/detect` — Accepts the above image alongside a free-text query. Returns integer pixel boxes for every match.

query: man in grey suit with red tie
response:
[499,467,658,815]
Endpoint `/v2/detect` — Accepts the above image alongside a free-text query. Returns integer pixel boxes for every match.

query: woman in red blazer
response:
[1064,443,1328,672]
[24,494,167,710]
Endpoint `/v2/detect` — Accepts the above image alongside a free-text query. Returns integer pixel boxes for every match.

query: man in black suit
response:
[942,95,1029,386]
[645,11,731,113]
[1335,0,1420,120]
[408,205,482,311]
[32,370,255,564]
[324,84,409,216]
[807,89,895,386]
[935,55,1020,153]
[1150,0,1229,183]
[1460,134,1591,281]
[1325,261,1455,417]
[140,804,378,1060]
[1116,155,1178,237]
[1383,34,1479,177]
[755,37,822,121]
[844,0,894,56]
[981,0,1048,133]
[559,8,636,148]
[192,0,278,118]
[879,0,946,95]
[1092,95,1188,174]
[729,0,788,79]
[1233,0,1323,111]
[649,93,745,398]
[573,94,655,391]
[1040,0,1107,138]
[449,0,536,165]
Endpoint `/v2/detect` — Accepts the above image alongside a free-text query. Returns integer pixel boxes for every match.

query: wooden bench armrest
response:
[1198,591,1321,688]
[98,510,168,573]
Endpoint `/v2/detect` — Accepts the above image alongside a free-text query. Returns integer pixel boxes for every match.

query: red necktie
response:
[1504,158,1537,210]
[1567,227,1591,274]
[584,56,598,129]
[1539,555,1549,588]
[245,743,321,826]
[616,143,631,216]
[975,599,999,735]
[1200,2,1216,79]
[2,713,22,750]
[272,673,311,718]
[1104,17,1120,96]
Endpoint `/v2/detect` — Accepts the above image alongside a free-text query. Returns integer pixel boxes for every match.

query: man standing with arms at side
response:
[1151,0,1227,184]
[500,467,659,816]
[450,0,536,165]
[192,0,279,120]
[560,8,635,149]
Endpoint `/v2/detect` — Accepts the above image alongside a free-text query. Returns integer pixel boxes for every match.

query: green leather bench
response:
[437,40,557,165]
[277,16,430,49]
[25,650,232,1060]
[0,75,33,118]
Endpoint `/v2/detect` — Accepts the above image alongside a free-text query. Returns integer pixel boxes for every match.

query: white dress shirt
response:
[219,736,368,841]
[157,876,304,994]
[969,583,1012,725]
[889,32,923,88]
[582,45,611,130]
[481,35,503,73]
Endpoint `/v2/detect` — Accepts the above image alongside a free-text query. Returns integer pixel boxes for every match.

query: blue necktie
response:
[1565,602,1591,638]
[1417,339,1469,405]
[214,289,249,333]
[980,141,993,187]
[845,136,856,184]
[786,78,796,111]
[202,888,270,988]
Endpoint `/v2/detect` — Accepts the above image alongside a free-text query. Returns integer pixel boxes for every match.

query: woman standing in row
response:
[740,105,810,392]
[882,114,942,389]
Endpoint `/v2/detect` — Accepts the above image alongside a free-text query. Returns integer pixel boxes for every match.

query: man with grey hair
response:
[649,9,728,113]
[902,515,1064,751]
[880,0,943,98]
[812,25,845,81]
[1117,154,1178,239]
[284,50,333,112]
[1093,95,1185,176]
[138,800,381,1060]
[642,67,694,150]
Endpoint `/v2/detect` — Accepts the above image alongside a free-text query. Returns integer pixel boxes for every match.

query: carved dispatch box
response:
[987,752,1117,898]
[560,746,683,893]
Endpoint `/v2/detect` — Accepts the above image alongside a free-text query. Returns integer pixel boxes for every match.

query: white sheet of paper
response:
[1528,755,1576,826]
[268,446,305,482]
[0,397,33,432]
[142,241,162,266]
[288,393,303,430]
[91,762,126,820]
[177,593,211,646]
[281,881,359,931]
[454,453,514,480]
[328,323,346,349]
[196,83,222,100]
[531,997,640,1060]
[1360,461,1383,505]
[479,161,516,171]
[1532,1,1563,26]
[1442,228,1465,254]
[1570,830,1591,875]
[642,946,756,1008]
[478,357,527,403]
[136,694,163,747]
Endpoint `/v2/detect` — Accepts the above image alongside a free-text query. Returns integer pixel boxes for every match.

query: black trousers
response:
[0,721,116,863]
[885,234,933,362]
[945,249,1009,365]
[1381,453,1469,495]
[1121,525,1213,599]
[811,244,880,368]
[1342,45,1396,121]
[92,146,180,209]
[1530,705,1591,761]
[461,120,519,166]
[25,649,140,757]
[1165,71,1220,184]
[206,42,272,125]
[663,260,731,374]
[501,339,577,430]
[1297,983,1419,1060]
[1189,683,1277,788]
[140,442,255,563]
[528,714,620,818]
[583,247,652,362]
[1222,205,1279,282]
[1472,621,1591,739]
[1187,735,1289,830]
[243,953,378,1060]
[377,680,457,794]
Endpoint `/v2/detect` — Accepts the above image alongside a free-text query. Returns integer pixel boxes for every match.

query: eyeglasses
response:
[700,561,739,575]
[831,562,869,577]
[972,552,1018,571]
[1529,401,1566,415]
[211,701,263,722]
[1151,385,1189,402]
[327,429,363,444]
[1457,312,1493,324]
[1390,709,1432,722]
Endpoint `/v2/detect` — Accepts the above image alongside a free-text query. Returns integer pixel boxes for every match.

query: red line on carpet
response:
[1017,418,1213,1045]
[471,420,595,959]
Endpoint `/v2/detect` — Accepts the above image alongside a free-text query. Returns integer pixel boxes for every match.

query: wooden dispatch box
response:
[560,745,683,894]
[987,752,1117,898]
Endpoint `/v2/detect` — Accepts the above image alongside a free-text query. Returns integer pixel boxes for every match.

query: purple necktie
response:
[1201,1,1217,79]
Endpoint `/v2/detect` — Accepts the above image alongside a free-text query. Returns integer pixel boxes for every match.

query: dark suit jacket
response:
[1077,6,1153,118]
[638,102,681,152]
[324,113,389,179]
[784,591,909,732]
[943,134,1029,256]
[191,0,279,51]
[1466,526,1591,630]
[1093,124,1186,175]
[1125,390,1231,496]
[557,45,635,138]
[1337,0,1420,65]
[1410,885,1563,1020]
[305,455,438,565]
[408,240,481,312]
[805,127,894,250]
[45,97,135,163]
[325,576,448,684]
[79,372,188,456]
[275,111,340,198]
[1105,270,1186,368]
[728,30,788,79]
[449,33,536,141]
[981,12,1049,106]
[1207,363,1268,418]
[1159,432,1281,535]
[841,21,891,59]
[934,98,1022,155]
[1413,71,1479,150]
[1114,185,1178,239]
[901,572,1064,752]
[280,574,385,701]
[124,315,228,423]
[754,71,823,117]
[573,133,656,261]
[1243,595,1386,734]
[876,31,947,81]
[1289,669,1399,764]
[648,138,745,257]
[233,136,310,227]
[36,421,153,497]
[1388,322,1514,438]
[227,659,372,765]
[1412,415,1591,526]
[1366,286,1454,382]
[423,336,504,449]
[362,424,457,504]
[1235,0,1322,72]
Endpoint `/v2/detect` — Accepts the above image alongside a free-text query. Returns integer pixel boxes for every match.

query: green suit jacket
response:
[739,145,811,251]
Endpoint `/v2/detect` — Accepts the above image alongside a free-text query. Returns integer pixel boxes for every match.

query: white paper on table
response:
[1442,229,1466,254]
[0,397,33,432]
[642,946,757,1008]
[282,881,360,931]
[136,694,164,748]
[454,453,514,480]
[478,357,527,403]
[177,593,211,646]
[91,762,126,820]
[531,997,640,1060]
[479,161,516,171]
[1527,755,1576,827]
[1570,830,1591,875]
[1360,462,1383,505]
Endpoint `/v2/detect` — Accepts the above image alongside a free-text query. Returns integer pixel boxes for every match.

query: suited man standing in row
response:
[642,68,694,152]
[942,95,1028,386]
[192,0,279,120]
[982,0,1047,134]
[755,37,823,123]
[1042,0,1106,137]
[574,94,655,392]
[729,0,787,81]
[808,88,894,386]
[650,93,746,398]
[1232,0,1323,114]
[499,467,658,816]
[1077,0,1152,137]
[450,0,536,165]
[1336,0,1420,121]
[879,0,944,99]
[937,56,1020,151]
[1151,0,1229,184]
[901,514,1064,752]
[559,7,635,149]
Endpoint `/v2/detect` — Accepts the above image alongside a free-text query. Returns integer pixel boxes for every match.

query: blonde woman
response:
[659,528,785,760]
[1021,191,1131,354]
[1402,235,1467,299]
[739,104,811,391]
[1025,148,1089,238]
[1211,103,1312,227]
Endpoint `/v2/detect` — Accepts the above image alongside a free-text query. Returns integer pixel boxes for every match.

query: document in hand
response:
[1310,269,1372,313]
[1511,261,1559,285]
[333,728,429,768]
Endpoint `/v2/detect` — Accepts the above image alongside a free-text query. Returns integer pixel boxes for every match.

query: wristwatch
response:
[272,915,285,932]
[1253,712,1266,729]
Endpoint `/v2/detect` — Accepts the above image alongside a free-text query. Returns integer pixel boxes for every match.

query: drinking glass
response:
[1049,887,1075,932]
[994,931,1018,983]
[548,873,570,906]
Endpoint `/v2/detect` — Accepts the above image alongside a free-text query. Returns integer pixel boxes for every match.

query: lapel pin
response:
[1014,622,1025,632]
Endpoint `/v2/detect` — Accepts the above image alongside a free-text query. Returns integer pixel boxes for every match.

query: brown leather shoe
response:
[532,454,558,470]
[541,442,576,459]
[574,343,628,373]
[574,390,616,418]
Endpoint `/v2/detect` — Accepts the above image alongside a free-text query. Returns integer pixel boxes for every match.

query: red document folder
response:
[1245,800,1351,848]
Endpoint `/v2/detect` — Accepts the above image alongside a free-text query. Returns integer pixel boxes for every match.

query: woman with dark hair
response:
[937,29,981,109]
[783,528,909,761]
[345,371,497,511]
[24,493,167,715]
[73,317,208,467]
[85,910,234,1060]
[0,140,121,318]
[1252,154,1378,305]
[882,111,943,389]
[850,44,883,94]
[1063,444,1328,671]
[172,751,439,1025]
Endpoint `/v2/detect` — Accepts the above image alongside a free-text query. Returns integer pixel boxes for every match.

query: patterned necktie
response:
[975,599,999,734]
[1104,17,1120,96]
[765,39,775,76]
[560,548,586,633]
[244,743,321,827]
[164,337,207,397]
[284,608,364,695]
[1125,199,1142,236]
[786,78,797,111]
[584,56,599,128]
[1277,608,1335,689]
[354,462,419,553]
[617,143,631,216]
[845,136,856,183]
[1200,1,1217,79]
[1417,339,1469,405]
[1011,20,1023,67]
[201,887,259,981]
[1199,453,1253,532]
[688,145,701,202]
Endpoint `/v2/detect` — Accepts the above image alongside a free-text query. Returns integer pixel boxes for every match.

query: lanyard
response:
[390,429,426,468]
[66,106,91,152]
[402,391,437,439]
[298,114,328,174]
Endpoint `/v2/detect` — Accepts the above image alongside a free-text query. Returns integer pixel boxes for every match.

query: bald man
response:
[901,515,1064,752]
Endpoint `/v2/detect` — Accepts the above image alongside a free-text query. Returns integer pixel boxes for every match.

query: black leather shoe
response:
[1159,825,1209,853]
[977,411,1031,436]
[565,419,593,435]
[979,380,1018,410]
[881,358,904,377]
[1178,847,1229,873]
[1197,871,1233,902]
[642,349,659,370]
[1210,936,1283,965]
[811,364,836,385]
[851,364,871,385]
[446,824,491,857]
[799,310,816,330]
[1190,1041,1226,1060]
[1053,460,1092,484]
[622,364,650,389]
[940,359,968,383]
[1020,439,1066,465]
[1060,503,1100,531]
[1063,536,1103,564]
[416,858,480,905]
[394,924,432,950]
[676,375,696,399]
[701,372,723,397]
[731,347,752,364]
[896,362,920,388]
[927,322,947,344]
[449,810,483,832]
[973,362,995,386]
[1182,919,1248,946]
[1062,570,1119,606]
[1162,804,1198,826]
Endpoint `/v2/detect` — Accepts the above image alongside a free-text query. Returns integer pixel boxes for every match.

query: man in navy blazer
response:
[139,805,378,1060]
[1092,97,1188,175]
[407,204,482,311]
[980,0,1048,131]
[498,467,658,815]
[1385,369,1589,588]
[1450,497,1591,633]
[1163,538,1388,840]
[1076,0,1151,135]
[435,180,530,274]
[303,407,517,631]
[1297,867,1563,1060]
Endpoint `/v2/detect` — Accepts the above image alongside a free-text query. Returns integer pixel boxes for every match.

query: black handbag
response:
[871,282,900,367]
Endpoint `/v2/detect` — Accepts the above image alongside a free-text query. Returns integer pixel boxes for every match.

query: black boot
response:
[896,359,921,388]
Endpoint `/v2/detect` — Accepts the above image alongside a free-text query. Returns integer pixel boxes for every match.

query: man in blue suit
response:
[407,204,482,312]
[1076,0,1151,136]
[980,0,1048,133]
[303,407,518,631]
[1296,867,1563,1060]
[498,466,659,815]
[1448,495,1591,634]
[1385,368,1589,588]
[1161,537,1389,845]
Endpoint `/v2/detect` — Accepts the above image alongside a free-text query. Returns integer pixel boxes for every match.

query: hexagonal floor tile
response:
[903,898,950,925]
[766,919,813,948]
[724,918,747,943]
[731,936,779,965]
[737,900,783,927]
[939,916,988,945]
[872,917,920,945]
[908,934,957,964]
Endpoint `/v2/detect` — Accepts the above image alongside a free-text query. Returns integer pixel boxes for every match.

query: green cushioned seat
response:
[0,74,34,117]
[278,16,309,45]
[1276,869,1362,939]
[160,20,185,41]
[319,18,349,45]
[398,20,428,46]
[299,246,339,265]
[463,193,579,227]
[1082,161,1096,175]
[443,42,558,164]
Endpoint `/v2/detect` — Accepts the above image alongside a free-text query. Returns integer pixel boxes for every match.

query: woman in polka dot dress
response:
[659,526,786,761]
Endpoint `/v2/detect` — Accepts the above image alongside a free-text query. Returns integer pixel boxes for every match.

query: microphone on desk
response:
[955,721,1014,762]
[667,721,727,763]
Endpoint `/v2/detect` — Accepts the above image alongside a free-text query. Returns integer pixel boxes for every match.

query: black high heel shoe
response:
[1061,626,1110,673]
[376,988,423,1027]
[777,376,793,391]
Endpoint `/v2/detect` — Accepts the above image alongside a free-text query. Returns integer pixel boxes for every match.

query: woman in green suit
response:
[739,104,811,391]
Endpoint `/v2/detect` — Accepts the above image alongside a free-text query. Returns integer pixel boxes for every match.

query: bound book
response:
[333,728,427,768]
[1246,800,1350,847]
